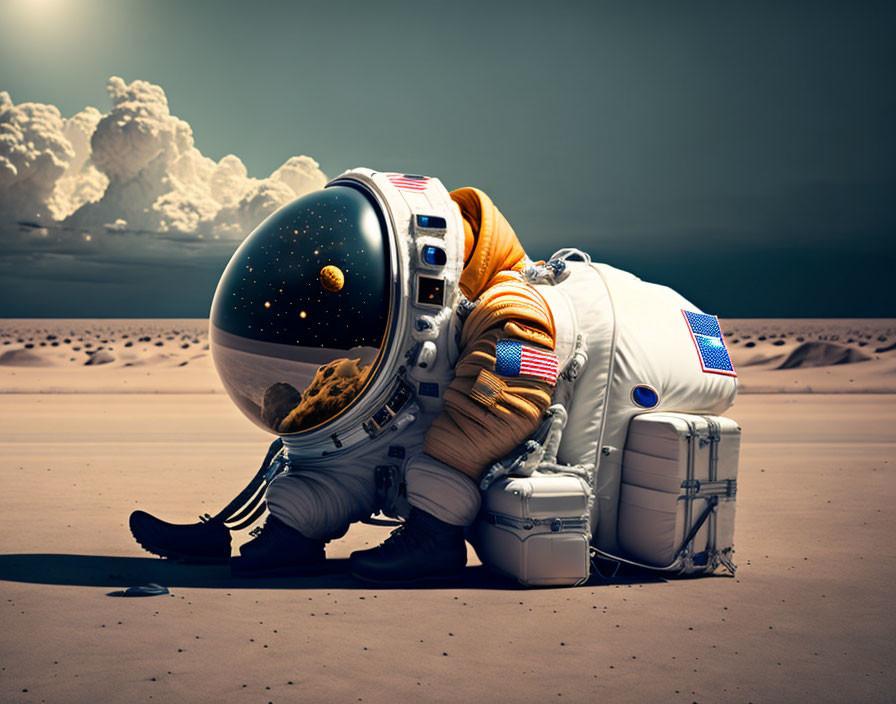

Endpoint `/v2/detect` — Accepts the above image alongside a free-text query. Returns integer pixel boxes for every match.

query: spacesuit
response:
[131,168,561,583]
[131,167,740,584]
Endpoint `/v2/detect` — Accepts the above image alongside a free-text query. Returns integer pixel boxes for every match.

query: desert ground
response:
[1,319,894,703]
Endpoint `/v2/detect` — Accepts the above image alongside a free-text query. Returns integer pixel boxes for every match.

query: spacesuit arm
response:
[423,280,557,480]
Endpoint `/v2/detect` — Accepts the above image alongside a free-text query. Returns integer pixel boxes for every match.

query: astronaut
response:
[130,169,560,584]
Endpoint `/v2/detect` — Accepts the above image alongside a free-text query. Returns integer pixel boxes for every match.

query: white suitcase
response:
[469,472,592,587]
[610,412,740,575]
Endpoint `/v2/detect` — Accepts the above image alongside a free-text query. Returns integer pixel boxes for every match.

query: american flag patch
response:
[470,368,505,408]
[682,310,737,377]
[495,340,559,384]
[385,173,430,191]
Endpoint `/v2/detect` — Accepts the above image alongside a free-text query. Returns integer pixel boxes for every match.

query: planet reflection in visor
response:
[210,186,393,435]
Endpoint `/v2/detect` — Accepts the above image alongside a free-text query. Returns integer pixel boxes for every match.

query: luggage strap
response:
[486,512,589,533]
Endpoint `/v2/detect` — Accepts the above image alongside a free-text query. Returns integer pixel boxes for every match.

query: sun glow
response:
[8,0,69,18]
[3,0,78,40]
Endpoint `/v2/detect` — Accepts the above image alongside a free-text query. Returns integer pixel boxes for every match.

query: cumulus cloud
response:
[0,91,74,221]
[0,76,327,242]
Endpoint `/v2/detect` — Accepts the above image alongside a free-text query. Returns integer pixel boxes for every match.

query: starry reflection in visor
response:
[210,186,394,435]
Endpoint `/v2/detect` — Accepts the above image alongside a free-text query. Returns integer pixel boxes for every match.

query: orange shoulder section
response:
[461,279,556,351]
[451,187,527,301]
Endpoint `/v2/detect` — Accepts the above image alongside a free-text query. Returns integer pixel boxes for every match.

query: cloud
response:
[0,91,74,221]
[0,76,327,244]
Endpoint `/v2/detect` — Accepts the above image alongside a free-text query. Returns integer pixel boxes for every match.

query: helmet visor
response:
[210,186,394,435]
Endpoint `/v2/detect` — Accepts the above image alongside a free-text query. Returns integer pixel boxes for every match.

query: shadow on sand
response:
[0,553,667,591]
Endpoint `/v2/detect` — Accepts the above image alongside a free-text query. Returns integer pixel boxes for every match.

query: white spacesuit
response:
[130,168,739,585]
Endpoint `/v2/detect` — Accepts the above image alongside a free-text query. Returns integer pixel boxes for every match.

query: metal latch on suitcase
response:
[680,478,737,499]
[486,512,589,533]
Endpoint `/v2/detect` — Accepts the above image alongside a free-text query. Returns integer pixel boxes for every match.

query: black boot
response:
[129,510,231,564]
[230,515,326,578]
[350,508,467,585]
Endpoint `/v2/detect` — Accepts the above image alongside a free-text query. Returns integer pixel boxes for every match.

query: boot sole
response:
[129,526,231,565]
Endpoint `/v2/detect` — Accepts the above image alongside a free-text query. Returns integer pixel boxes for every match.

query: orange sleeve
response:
[423,186,558,480]
[424,281,557,479]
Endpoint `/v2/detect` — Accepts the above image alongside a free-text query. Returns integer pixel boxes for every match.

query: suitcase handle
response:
[680,478,737,499]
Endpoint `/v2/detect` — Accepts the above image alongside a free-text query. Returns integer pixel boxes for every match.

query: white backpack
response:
[469,251,740,586]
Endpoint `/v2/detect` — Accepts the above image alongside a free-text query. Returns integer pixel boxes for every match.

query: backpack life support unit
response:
[469,250,741,586]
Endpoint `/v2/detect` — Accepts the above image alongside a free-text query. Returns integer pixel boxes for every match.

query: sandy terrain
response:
[2,318,895,394]
[1,320,894,703]
[0,320,218,394]
[722,319,896,393]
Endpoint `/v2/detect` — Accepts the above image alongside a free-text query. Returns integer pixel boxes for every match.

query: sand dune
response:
[776,341,871,369]
[0,348,55,367]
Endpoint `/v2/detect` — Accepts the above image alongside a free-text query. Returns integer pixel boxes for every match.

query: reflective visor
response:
[210,186,393,435]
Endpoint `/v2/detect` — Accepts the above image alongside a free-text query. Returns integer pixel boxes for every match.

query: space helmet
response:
[210,169,464,458]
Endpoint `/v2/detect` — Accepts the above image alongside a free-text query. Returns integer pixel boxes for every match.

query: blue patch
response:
[632,385,659,408]
[683,310,736,376]
[495,340,523,376]
[388,445,406,459]
[418,382,440,397]
[696,335,735,373]
[683,310,723,338]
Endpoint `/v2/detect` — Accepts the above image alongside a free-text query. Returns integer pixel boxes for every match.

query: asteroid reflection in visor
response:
[209,186,393,435]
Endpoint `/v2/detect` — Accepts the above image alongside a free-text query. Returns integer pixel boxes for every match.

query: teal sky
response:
[1,0,894,316]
